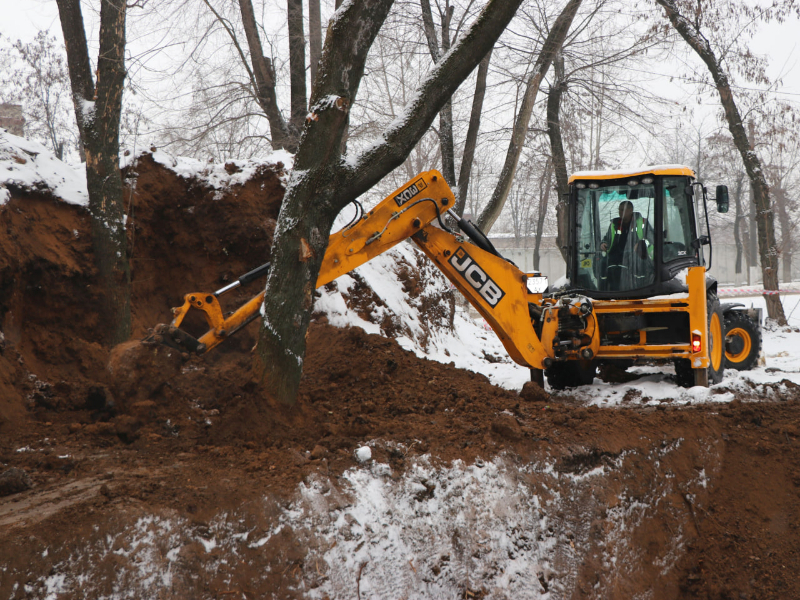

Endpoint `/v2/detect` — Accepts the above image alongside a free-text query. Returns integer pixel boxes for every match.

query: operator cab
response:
[565,165,727,300]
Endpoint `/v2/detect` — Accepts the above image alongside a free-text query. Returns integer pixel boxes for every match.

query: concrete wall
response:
[494,244,800,286]
[0,104,24,136]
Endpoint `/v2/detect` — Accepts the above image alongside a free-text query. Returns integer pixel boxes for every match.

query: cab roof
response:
[568,164,696,184]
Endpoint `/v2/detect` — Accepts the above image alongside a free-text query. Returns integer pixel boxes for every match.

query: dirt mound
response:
[2,152,800,598]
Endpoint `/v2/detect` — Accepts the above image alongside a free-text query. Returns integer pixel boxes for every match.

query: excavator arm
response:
[150,170,597,371]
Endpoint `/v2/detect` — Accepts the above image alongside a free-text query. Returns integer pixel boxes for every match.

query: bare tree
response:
[286,0,307,133]
[655,0,792,322]
[455,48,491,215]
[757,103,800,283]
[420,0,458,187]
[533,158,554,270]
[704,131,749,275]
[255,0,527,405]
[235,0,295,151]
[546,50,569,259]
[419,0,494,212]
[309,0,322,89]
[0,31,78,161]
[477,0,583,232]
[56,0,131,344]
[190,0,313,153]
[543,0,670,258]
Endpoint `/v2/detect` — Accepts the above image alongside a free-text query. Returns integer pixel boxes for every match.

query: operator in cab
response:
[599,200,654,291]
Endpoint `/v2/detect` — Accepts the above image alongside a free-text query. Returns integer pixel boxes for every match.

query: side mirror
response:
[716,185,729,213]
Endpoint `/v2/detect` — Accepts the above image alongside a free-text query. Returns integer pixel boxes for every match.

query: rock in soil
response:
[0,468,32,496]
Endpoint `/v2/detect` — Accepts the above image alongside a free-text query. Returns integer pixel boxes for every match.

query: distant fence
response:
[496,245,800,287]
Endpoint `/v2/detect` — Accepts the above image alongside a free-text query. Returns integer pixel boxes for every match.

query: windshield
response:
[574,179,656,292]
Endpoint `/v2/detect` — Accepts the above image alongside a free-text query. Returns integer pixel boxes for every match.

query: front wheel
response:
[545,360,596,390]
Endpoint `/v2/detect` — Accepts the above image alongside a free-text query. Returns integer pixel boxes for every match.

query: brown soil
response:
[1,154,800,599]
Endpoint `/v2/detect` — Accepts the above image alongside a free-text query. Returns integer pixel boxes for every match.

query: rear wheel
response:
[724,311,761,371]
[674,295,725,387]
[707,297,725,384]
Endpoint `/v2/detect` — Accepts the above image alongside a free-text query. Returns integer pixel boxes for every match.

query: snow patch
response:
[0,130,88,206]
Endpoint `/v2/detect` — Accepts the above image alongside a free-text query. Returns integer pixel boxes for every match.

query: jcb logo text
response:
[393,178,427,207]
[449,247,505,307]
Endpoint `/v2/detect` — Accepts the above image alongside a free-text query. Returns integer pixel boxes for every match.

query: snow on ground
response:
[29,448,699,600]
[313,239,533,392]
[0,130,88,206]
[523,293,800,405]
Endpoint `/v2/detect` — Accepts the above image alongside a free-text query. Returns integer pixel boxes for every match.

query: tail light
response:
[691,330,702,353]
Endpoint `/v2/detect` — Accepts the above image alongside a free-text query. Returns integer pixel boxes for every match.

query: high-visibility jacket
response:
[606,215,653,260]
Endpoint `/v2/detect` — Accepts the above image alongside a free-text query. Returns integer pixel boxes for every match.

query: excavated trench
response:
[1,152,799,599]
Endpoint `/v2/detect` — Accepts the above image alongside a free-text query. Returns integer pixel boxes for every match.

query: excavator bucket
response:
[133,261,272,359]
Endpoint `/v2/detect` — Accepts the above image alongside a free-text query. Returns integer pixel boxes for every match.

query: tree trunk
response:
[255,0,526,405]
[656,0,786,323]
[733,172,744,274]
[420,0,456,187]
[546,50,569,262]
[477,0,583,232]
[57,0,130,344]
[309,0,322,91]
[455,48,492,217]
[593,71,603,169]
[748,178,758,281]
[287,0,307,135]
[238,0,296,152]
[774,185,792,282]
[534,161,553,271]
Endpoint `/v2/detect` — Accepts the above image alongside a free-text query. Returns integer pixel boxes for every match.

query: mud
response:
[1,154,800,599]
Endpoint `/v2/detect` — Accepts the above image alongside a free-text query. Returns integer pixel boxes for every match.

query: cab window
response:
[575,180,655,292]
[662,177,694,263]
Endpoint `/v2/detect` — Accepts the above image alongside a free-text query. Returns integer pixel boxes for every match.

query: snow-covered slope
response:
[313,239,532,391]
[0,130,87,206]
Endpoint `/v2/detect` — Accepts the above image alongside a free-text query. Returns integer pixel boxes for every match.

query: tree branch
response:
[237,0,295,151]
[477,0,583,231]
[338,0,527,204]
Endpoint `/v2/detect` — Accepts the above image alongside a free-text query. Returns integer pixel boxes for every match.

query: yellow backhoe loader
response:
[147,165,759,389]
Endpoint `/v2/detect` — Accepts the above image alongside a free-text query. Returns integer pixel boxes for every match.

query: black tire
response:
[673,358,694,388]
[545,360,596,390]
[674,295,725,387]
[723,311,761,371]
